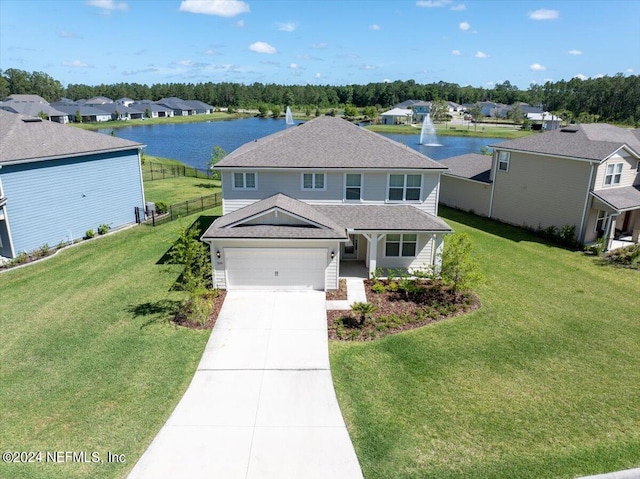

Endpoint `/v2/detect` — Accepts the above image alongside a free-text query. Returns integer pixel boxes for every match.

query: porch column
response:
[368,234,378,277]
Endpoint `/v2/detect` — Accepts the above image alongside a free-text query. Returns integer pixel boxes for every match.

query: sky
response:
[1,0,639,89]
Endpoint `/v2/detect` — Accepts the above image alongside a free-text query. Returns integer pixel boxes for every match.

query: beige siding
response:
[491,151,592,231]
[439,175,491,216]
[594,149,640,190]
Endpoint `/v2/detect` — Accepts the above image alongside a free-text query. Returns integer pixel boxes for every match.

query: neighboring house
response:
[1,94,69,123]
[411,101,432,123]
[52,103,112,123]
[183,100,214,114]
[438,124,640,249]
[201,116,452,291]
[526,112,562,130]
[156,97,195,116]
[85,96,114,105]
[380,107,413,125]
[0,110,146,259]
[116,97,135,107]
[446,101,462,114]
[132,101,174,118]
[93,103,145,120]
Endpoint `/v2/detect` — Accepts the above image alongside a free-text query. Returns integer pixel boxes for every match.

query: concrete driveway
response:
[128,291,363,479]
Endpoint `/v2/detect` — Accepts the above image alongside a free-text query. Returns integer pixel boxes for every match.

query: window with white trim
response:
[385,233,417,257]
[345,174,362,200]
[498,151,510,172]
[604,163,623,185]
[233,172,257,189]
[388,174,422,201]
[302,173,325,190]
[595,210,609,235]
[636,160,640,172]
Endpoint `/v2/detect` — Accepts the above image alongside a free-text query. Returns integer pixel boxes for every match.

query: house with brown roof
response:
[201,116,452,291]
[438,124,640,250]
[0,110,145,259]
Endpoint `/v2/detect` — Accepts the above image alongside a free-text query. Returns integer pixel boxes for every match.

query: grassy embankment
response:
[330,206,640,479]
[73,111,248,131]
[366,122,535,139]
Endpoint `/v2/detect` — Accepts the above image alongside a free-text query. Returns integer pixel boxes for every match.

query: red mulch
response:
[325,278,348,300]
[327,279,480,341]
[173,290,227,330]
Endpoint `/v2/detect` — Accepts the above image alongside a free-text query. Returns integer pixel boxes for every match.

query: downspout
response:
[488,151,498,218]
[136,148,146,217]
[578,163,597,244]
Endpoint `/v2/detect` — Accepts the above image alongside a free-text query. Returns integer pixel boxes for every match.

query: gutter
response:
[578,163,596,243]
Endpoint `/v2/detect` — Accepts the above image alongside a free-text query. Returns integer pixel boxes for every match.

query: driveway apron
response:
[127,291,363,479]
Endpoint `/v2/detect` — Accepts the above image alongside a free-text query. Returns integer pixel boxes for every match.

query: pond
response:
[99,117,504,170]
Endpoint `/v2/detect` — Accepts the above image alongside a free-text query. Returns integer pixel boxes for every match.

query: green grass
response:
[142,156,221,204]
[72,111,248,131]
[366,123,535,139]
[0,210,220,479]
[330,207,640,479]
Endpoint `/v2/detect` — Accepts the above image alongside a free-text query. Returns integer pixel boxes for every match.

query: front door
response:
[342,234,358,259]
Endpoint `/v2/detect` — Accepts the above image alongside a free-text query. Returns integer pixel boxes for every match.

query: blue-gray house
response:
[0,110,145,259]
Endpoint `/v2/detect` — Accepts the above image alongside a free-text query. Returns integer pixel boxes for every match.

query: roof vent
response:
[560,126,578,133]
[22,118,43,123]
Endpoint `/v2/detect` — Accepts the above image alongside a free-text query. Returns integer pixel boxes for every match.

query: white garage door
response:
[225,248,326,291]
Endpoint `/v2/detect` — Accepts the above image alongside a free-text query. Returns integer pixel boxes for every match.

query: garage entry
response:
[224,248,327,291]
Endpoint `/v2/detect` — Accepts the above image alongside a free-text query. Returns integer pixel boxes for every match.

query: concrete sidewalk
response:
[128,291,363,479]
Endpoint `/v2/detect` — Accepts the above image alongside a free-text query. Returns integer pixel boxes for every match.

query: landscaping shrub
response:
[168,223,212,292]
[371,282,386,294]
[155,201,168,214]
[350,301,377,325]
[439,233,483,295]
[603,243,640,269]
[97,224,110,235]
[85,229,96,239]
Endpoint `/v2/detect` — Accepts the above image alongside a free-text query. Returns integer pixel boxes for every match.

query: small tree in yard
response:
[168,224,212,293]
[439,233,482,296]
[350,301,377,325]
[207,145,226,180]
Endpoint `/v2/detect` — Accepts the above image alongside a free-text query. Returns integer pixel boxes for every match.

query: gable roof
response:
[216,116,444,170]
[0,110,143,165]
[202,193,347,240]
[381,107,412,117]
[492,124,640,162]
[439,153,492,183]
[0,101,68,119]
[591,186,640,212]
[4,94,49,103]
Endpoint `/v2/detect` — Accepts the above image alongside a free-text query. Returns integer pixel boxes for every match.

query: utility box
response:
[145,202,156,215]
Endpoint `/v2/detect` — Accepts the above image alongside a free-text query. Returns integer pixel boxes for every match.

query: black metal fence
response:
[136,193,221,226]
[142,161,211,181]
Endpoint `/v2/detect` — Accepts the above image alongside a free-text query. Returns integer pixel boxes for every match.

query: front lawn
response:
[330,207,640,479]
[0,210,219,479]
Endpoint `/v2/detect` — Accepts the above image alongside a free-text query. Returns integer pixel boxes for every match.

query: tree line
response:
[1,68,638,125]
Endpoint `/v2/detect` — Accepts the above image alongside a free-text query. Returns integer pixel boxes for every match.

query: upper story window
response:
[345,174,362,201]
[498,151,510,172]
[604,162,623,186]
[388,174,422,201]
[302,173,325,190]
[233,172,257,190]
[385,233,417,257]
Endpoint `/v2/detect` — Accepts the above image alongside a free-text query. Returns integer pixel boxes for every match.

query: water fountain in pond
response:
[285,106,294,125]
[419,113,441,146]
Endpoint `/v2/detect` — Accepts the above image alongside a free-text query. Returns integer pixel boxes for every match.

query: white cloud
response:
[204,48,218,55]
[574,73,588,80]
[277,22,297,32]
[474,51,489,58]
[528,9,559,20]
[416,0,452,7]
[451,3,466,10]
[361,64,377,70]
[452,49,461,56]
[59,31,82,39]
[249,41,277,54]
[595,73,605,78]
[567,49,582,55]
[236,19,245,27]
[369,24,381,30]
[530,63,546,71]
[627,68,634,73]
[173,59,194,66]
[289,63,298,70]
[485,81,494,87]
[63,60,91,68]
[179,0,249,17]
[86,0,128,12]
[459,21,470,31]
[315,72,322,78]
[311,42,328,49]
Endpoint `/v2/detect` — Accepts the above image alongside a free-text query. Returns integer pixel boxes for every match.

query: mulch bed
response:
[325,278,348,300]
[173,290,227,330]
[327,279,480,341]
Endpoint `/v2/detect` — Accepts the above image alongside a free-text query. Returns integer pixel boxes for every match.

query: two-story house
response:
[201,116,452,291]
[438,124,640,250]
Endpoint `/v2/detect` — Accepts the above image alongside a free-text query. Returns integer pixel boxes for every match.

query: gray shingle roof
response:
[202,193,348,240]
[316,205,452,232]
[439,153,492,183]
[0,101,68,119]
[492,124,640,162]
[0,110,143,164]
[591,186,640,212]
[216,116,444,170]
